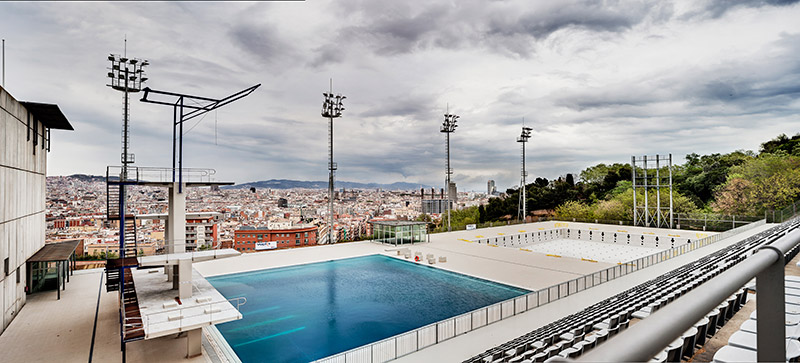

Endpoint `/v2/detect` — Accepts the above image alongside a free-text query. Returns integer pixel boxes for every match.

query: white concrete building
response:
[0,85,73,334]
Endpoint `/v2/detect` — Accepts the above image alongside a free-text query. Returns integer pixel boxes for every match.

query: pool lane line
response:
[232,326,306,348]
[242,305,280,316]
[226,315,295,333]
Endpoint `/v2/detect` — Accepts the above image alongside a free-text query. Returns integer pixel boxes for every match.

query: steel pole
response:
[522,140,527,222]
[757,245,786,362]
[446,131,451,232]
[656,155,661,228]
[643,155,649,227]
[329,114,334,244]
[172,105,176,183]
[122,68,130,181]
[632,156,637,226]
[179,97,184,193]
[669,154,674,228]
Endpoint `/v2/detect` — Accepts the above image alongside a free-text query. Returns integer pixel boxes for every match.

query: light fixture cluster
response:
[441,113,459,133]
[107,54,149,92]
[518,126,532,142]
[321,92,346,118]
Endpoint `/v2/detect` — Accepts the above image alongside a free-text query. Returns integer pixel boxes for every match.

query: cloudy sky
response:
[2,0,799,191]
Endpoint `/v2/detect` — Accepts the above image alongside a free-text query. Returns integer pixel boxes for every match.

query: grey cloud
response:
[318,1,669,61]
[358,93,438,119]
[228,21,295,66]
[688,0,800,19]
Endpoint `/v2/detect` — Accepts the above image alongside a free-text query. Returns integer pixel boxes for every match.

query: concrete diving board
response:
[138,249,240,267]
[133,268,244,340]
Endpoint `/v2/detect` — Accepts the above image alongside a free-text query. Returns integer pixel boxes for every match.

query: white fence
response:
[472,228,704,250]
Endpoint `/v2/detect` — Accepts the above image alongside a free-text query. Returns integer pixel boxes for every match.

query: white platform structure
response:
[137,182,242,358]
[133,267,243,340]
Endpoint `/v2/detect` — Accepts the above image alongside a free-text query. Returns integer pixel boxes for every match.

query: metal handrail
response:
[313,220,766,363]
[106,165,218,184]
[581,221,800,362]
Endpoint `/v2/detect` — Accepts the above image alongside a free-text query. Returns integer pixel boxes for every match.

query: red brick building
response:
[233,225,318,253]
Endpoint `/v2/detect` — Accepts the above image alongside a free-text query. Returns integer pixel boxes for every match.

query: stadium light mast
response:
[517,122,532,222]
[321,79,345,244]
[107,48,148,181]
[441,109,458,232]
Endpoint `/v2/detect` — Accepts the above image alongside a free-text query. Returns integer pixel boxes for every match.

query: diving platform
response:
[132,267,244,340]
[106,165,233,187]
[138,249,241,267]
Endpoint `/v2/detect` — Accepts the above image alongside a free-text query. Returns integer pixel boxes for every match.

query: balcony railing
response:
[106,166,218,184]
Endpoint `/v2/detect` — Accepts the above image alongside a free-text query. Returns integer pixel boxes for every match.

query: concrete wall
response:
[0,86,48,334]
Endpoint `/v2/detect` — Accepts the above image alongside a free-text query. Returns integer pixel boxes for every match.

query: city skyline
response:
[1,1,799,191]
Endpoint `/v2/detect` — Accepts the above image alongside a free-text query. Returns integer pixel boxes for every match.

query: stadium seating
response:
[465,219,800,363]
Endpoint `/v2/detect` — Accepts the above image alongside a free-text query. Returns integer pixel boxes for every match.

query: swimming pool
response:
[207,254,529,363]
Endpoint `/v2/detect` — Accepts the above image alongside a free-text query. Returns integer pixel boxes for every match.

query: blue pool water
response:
[207,254,529,363]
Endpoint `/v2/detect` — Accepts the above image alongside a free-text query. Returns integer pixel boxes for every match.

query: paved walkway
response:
[0,269,209,363]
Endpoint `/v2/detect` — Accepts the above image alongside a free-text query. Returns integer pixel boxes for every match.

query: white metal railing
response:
[471,227,707,250]
[313,219,766,363]
[143,297,246,337]
[107,165,218,184]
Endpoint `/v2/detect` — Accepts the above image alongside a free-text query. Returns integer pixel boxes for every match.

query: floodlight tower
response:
[517,123,532,222]
[441,110,459,232]
[107,51,148,181]
[321,80,345,244]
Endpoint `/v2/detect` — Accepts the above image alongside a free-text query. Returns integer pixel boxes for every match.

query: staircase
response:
[105,178,138,292]
[107,183,120,220]
[120,268,144,342]
[123,218,138,258]
[105,266,120,292]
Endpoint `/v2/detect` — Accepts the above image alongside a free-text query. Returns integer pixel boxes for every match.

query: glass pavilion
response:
[371,221,428,245]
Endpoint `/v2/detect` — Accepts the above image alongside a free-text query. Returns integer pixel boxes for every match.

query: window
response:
[17,267,21,283]
[295,239,300,246]
[304,232,308,237]
[296,233,300,238]
[4,257,9,276]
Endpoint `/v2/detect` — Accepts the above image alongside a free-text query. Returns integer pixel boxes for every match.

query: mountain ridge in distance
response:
[223,179,432,191]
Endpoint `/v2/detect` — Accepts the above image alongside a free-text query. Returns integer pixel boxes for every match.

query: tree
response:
[713,153,800,214]
[555,200,594,220]
[760,133,800,156]
[712,178,754,215]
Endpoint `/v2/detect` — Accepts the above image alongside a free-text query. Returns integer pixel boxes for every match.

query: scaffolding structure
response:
[632,154,673,228]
